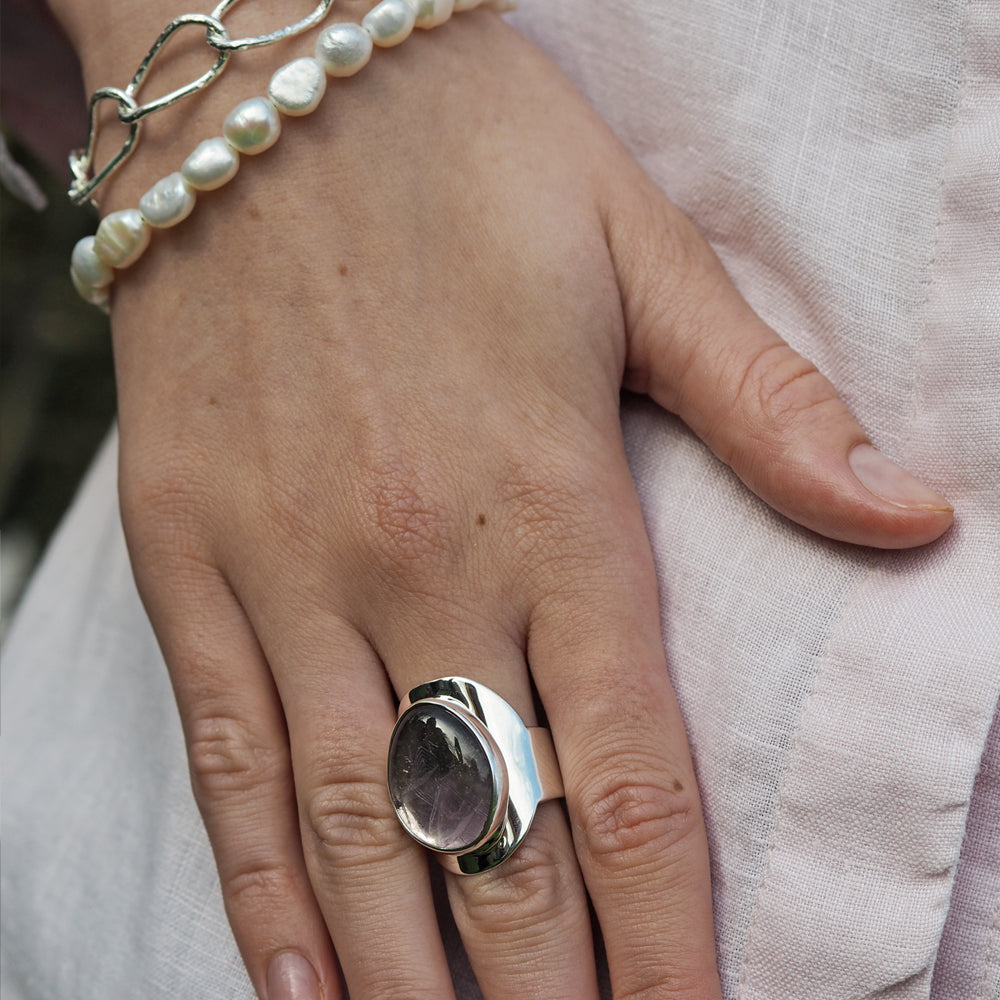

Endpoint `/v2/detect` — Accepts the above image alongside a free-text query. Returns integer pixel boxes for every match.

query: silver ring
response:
[387,677,563,874]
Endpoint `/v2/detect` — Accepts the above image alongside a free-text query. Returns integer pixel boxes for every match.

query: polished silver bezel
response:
[390,677,549,874]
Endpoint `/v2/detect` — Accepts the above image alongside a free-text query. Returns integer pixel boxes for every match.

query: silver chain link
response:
[68,0,335,205]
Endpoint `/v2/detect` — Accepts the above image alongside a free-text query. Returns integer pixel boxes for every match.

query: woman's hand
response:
[57,6,952,999]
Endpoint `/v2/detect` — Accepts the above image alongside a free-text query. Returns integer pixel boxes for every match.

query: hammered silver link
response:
[69,88,140,204]
[68,0,336,205]
[207,0,336,50]
[120,14,231,124]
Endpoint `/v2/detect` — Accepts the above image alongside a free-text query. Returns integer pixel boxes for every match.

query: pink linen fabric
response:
[3,1,998,998]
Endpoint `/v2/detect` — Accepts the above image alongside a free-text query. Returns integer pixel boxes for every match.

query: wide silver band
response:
[387,676,563,874]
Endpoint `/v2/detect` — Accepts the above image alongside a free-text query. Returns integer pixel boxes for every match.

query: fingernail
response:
[267,951,321,1000]
[848,443,953,511]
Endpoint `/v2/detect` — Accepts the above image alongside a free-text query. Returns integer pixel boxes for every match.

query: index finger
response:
[528,460,722,999]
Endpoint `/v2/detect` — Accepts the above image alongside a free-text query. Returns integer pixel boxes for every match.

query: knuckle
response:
[222,859,301,916]
[565,676,706,873]
[456,826,574,935]
[355,455,462,585]
[251,472,328,550]
[303,777,405,867]
[119,459,211,540]
[500,470,585,534]
[496,460,609,569]
[187,712,285,801]
[575,767,700,870]
[352,974,444,1000]
[736,342,839,430]
[616,977,708,1000]
[119,464,221,577]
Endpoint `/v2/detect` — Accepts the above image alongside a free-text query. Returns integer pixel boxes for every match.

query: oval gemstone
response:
[388,703,498,853]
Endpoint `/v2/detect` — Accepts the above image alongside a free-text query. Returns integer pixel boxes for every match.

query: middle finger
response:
[371,613,600,1000]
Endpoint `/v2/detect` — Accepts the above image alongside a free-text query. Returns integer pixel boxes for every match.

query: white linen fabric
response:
[3,1,998,998]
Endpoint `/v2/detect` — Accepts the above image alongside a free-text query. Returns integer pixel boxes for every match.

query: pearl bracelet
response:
[71,0,512,310]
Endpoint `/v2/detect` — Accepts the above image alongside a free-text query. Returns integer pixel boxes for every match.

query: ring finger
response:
[255,605,459,1000]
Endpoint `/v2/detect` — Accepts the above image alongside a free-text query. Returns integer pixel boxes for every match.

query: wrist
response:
[62,1,518,307]
[50,0,355,77]
[58,0,367,211]
[63,0,506,212]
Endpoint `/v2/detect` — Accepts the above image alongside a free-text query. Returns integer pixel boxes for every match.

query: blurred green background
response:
[1,135,117,634]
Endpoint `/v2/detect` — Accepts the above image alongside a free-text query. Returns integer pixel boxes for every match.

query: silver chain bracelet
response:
[69,0,512,309]
[68,0,336,206]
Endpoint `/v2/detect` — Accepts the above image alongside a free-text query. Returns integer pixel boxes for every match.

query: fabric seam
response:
[735,554,875,999]
[973,890,1000,1000]
[901,0,972,470]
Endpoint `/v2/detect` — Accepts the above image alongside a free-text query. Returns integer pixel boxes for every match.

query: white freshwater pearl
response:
[140,172,197,228]
[363,0,416,46]
[71,265,111,310]
[223,97,282,154]
[414,0,454,28]
[94,209,151,268]
[268,57,327,116]
[315,22,373,76]
[71,235,113,288]
[182,137,239,190]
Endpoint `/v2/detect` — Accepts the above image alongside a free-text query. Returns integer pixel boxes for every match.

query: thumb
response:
[606,173,953,549]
